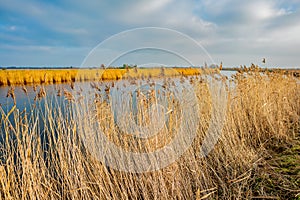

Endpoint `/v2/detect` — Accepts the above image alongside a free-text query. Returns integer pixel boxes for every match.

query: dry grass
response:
[0,68,219,86]
[0,66,299,199]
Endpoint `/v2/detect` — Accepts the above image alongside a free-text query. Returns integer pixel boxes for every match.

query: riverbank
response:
[0,67,219,86]
[222,66,300,77]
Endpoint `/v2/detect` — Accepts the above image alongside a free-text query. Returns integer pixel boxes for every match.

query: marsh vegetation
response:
[0,66,299,199]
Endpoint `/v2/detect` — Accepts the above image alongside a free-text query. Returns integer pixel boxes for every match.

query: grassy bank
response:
[222,65,300,77]
[0,66,299,199]
[0,67,219,86]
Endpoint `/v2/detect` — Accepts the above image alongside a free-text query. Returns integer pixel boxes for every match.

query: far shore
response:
[0,67,220,86]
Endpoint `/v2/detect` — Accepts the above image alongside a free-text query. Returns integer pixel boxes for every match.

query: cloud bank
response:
[0,0,299,67]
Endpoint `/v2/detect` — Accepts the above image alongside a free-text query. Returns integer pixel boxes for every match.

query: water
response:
[0,71,234,165]
[0,83,71,113]
[0,70,236,113]
[220,70,236,78]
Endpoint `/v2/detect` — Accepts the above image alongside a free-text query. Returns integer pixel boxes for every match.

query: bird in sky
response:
[262,58,266,64]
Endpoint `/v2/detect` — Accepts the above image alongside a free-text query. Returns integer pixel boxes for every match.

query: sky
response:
[0,0,300,68]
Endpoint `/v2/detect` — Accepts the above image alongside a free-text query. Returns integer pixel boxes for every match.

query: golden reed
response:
[0,68,219,86]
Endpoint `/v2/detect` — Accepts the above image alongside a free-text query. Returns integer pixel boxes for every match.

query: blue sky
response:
[1,0,300,68]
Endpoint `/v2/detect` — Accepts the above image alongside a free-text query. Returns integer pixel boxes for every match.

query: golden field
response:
[0,66,299,199]
[0,67,219,86]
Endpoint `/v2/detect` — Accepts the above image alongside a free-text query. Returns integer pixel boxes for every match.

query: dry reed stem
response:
[0,69,299,199]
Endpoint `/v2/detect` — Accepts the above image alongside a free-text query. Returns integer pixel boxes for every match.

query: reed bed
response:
[0,68,219,86]
[0,66,299,199]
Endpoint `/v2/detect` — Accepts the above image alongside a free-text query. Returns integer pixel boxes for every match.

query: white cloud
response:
[110,0,217,41]
[0,0,299,67]
[246,1,293,20]
[134,0,173,14]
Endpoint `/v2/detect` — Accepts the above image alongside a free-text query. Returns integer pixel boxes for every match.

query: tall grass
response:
[0,67,299,199]
[0,68,219,86]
